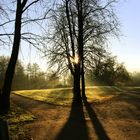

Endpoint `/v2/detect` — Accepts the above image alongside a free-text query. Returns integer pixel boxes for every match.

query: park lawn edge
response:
[13,86,124,106]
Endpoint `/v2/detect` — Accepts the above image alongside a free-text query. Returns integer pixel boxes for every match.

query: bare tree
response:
[45,0,119,103]
[0,0,50,114]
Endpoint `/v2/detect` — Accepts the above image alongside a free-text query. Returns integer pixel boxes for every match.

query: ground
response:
[11,87,140,140]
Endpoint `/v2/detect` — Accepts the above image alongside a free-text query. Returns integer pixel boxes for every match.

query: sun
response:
[74,55,79,64]
[70,54,79,64]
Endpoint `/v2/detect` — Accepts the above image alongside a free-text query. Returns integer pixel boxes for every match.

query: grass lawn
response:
[13,86,123,106]
[0,102,36,139]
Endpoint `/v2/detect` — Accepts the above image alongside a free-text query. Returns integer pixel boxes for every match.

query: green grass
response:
[0,102,36,139]
[13,86,123,105]
[0,102,36,124]
[13,88,73,106]
[122,86,140,92]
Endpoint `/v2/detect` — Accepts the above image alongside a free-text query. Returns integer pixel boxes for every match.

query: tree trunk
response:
[0,119,9,140]
[76,0,87,100]
[81,60,87,100]
[0,3,22,114]
[73,64,81,103]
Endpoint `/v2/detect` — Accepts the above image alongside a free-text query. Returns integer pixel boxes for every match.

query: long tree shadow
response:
[83,99,110,140]
[55,98,89,140]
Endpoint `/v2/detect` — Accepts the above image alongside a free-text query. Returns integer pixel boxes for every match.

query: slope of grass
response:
[122,86,140,92]
[13,86,122,106]
[13,88,73,106]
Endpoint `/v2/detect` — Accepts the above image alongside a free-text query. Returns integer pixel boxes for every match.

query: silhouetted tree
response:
[93,55,130,85]
[0,0,45,114]
[46,0,119,103]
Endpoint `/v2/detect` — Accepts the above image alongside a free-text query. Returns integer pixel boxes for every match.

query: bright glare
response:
[70,55,79,64]
[74,55,79,64]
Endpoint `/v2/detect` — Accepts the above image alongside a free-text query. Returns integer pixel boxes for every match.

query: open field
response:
[11,86,140,140]
[13,86,123,106]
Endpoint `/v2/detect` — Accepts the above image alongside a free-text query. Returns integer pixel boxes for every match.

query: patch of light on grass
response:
[13,86,122,105]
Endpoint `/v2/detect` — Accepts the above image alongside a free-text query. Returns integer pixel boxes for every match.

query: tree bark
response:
[73,64,81,103]
[0,119,9,140]
[0,2,22,114]
[81,60,86,100]
[76,0,87,100]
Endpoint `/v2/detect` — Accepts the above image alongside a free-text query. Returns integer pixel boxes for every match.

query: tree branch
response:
[22,0,40,13]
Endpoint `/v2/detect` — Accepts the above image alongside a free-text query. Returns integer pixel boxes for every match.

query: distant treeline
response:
[129,72,140,86]
[0,56,62,90]
[0,56,138,90]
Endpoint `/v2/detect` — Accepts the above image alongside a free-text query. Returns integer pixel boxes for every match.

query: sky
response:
[0,0,140,72]
[110,0,140,72]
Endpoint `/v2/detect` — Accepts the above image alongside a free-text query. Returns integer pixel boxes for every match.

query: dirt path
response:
[11,93,140,140]
[11,94,71,140]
